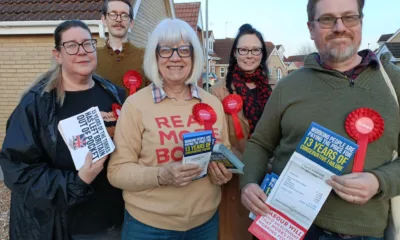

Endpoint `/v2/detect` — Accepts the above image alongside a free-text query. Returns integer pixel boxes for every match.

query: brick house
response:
[0,0,176,146]
[213,39,288,88]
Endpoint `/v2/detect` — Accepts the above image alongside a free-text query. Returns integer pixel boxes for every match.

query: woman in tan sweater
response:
[107,18,233,240]
[211,24,273,240]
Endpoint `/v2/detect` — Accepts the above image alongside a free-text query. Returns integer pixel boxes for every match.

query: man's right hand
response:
[241,183,270,216]
[157,162,203,188]
[78,152,108,184]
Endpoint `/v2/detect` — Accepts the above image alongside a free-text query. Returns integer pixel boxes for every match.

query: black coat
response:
[0,75,125,240]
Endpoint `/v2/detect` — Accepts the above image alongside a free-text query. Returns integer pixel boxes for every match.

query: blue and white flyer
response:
[249,122,358,240]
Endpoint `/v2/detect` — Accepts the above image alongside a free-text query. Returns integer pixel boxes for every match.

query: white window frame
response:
[268,67,272,76]
[220,67,226,78]
[211,65,215,73]
[277,68,282,81]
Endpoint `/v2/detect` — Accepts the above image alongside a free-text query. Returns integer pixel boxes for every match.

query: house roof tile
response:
[0,0,104,21]
[174,2,201,30]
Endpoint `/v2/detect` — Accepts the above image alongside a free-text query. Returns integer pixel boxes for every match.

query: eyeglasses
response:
[156,45,193,58]
[107,12,131,22]
[236,48,262,56]
[61,39,97,55]
[312,15,362,29]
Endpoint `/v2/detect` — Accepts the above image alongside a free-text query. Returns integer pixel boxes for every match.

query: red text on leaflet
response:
[249,206,307,240]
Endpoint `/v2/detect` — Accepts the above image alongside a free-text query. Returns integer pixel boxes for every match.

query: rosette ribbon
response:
[345,108,384,172]
[222,94,244,140]
[112,103,122,120]
[192,103,217,134]
[123,70,142,95]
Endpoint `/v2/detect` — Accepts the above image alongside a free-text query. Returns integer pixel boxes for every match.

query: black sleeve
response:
[0,93,94,209]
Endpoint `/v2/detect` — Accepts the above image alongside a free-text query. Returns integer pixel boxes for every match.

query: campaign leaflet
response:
[210,143,245,174]
[249,173,279,220]
[249,122,358,240]
[182,131,213,180]
[58,106,115,170]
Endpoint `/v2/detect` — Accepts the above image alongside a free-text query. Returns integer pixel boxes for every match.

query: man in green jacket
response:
[240,0,400,239]
[96,0,148,97]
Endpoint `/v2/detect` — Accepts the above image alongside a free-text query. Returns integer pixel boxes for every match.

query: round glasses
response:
[61,39,97,55]
[156,45,193,58]
[236,48,262,56]
[312,15,361,29]
[107,12,131,22]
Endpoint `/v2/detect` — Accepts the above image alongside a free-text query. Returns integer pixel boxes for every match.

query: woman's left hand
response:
[208,162,232,185]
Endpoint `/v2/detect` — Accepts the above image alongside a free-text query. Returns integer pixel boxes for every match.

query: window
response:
[209,40,213,51]
[268,67,272,77]
[211,66,215,73]
[220,67,226,78]
[277,68,282,81]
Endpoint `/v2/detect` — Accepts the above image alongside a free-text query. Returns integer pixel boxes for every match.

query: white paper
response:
[58,107,115,170]
[266,152,333,229]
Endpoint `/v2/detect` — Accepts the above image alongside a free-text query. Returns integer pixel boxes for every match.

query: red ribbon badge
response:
[123,70,143,95]
[222,94,244,140]
[345,108,384,172]
[112,103,122,120]
[192,103,217,133]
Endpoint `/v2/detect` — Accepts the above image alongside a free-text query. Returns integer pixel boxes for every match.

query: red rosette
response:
[123,70,143,95]
[192,103,217,133]
[345,108,384,172]
[112,103,122,120]
[222,94,244,140]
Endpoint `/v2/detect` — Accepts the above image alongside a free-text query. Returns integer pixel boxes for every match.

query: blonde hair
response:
[143,18,204,88]
[22,58,65,104]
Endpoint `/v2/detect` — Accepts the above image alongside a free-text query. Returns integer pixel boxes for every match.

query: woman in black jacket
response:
[0,20,125,240]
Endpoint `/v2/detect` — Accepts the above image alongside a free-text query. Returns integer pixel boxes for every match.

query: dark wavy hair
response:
[225,24,268,94]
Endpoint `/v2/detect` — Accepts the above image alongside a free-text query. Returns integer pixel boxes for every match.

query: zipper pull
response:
[350,79,355,87]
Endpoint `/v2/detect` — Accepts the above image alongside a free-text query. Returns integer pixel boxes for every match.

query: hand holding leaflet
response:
[249,122,358,240]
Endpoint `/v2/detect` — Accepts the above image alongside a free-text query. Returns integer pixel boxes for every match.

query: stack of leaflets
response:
[182,131,245,179]
[249,172,279,220]
[58,106,115,170]
[211,143,244,174]
[182,131,213,180]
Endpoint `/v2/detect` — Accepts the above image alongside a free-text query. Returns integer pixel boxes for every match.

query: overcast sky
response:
[174,0,400,56]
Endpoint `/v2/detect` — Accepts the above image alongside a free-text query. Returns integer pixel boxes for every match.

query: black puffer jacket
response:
[0,75,125,240]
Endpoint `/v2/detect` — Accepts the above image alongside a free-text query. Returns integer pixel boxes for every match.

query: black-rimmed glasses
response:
[156,45,193,58]
[312,15,362,29]
[236,48,262,56]
[61,39,97,55]
[107,12,131,22]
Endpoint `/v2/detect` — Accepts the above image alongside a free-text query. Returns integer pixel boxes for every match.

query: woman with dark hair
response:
[211,23,273,240]
[0,20,125,240]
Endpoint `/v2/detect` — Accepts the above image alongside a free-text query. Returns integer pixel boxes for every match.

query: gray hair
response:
[143,18,204,88]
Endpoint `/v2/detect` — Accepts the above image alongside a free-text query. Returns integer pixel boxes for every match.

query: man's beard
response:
[319,33,360,63]
[320,43,359,63]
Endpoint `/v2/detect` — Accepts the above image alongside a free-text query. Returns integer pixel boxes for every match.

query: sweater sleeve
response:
[240,85,283,189]
[370,55,400,199]
[107,100,160,192]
